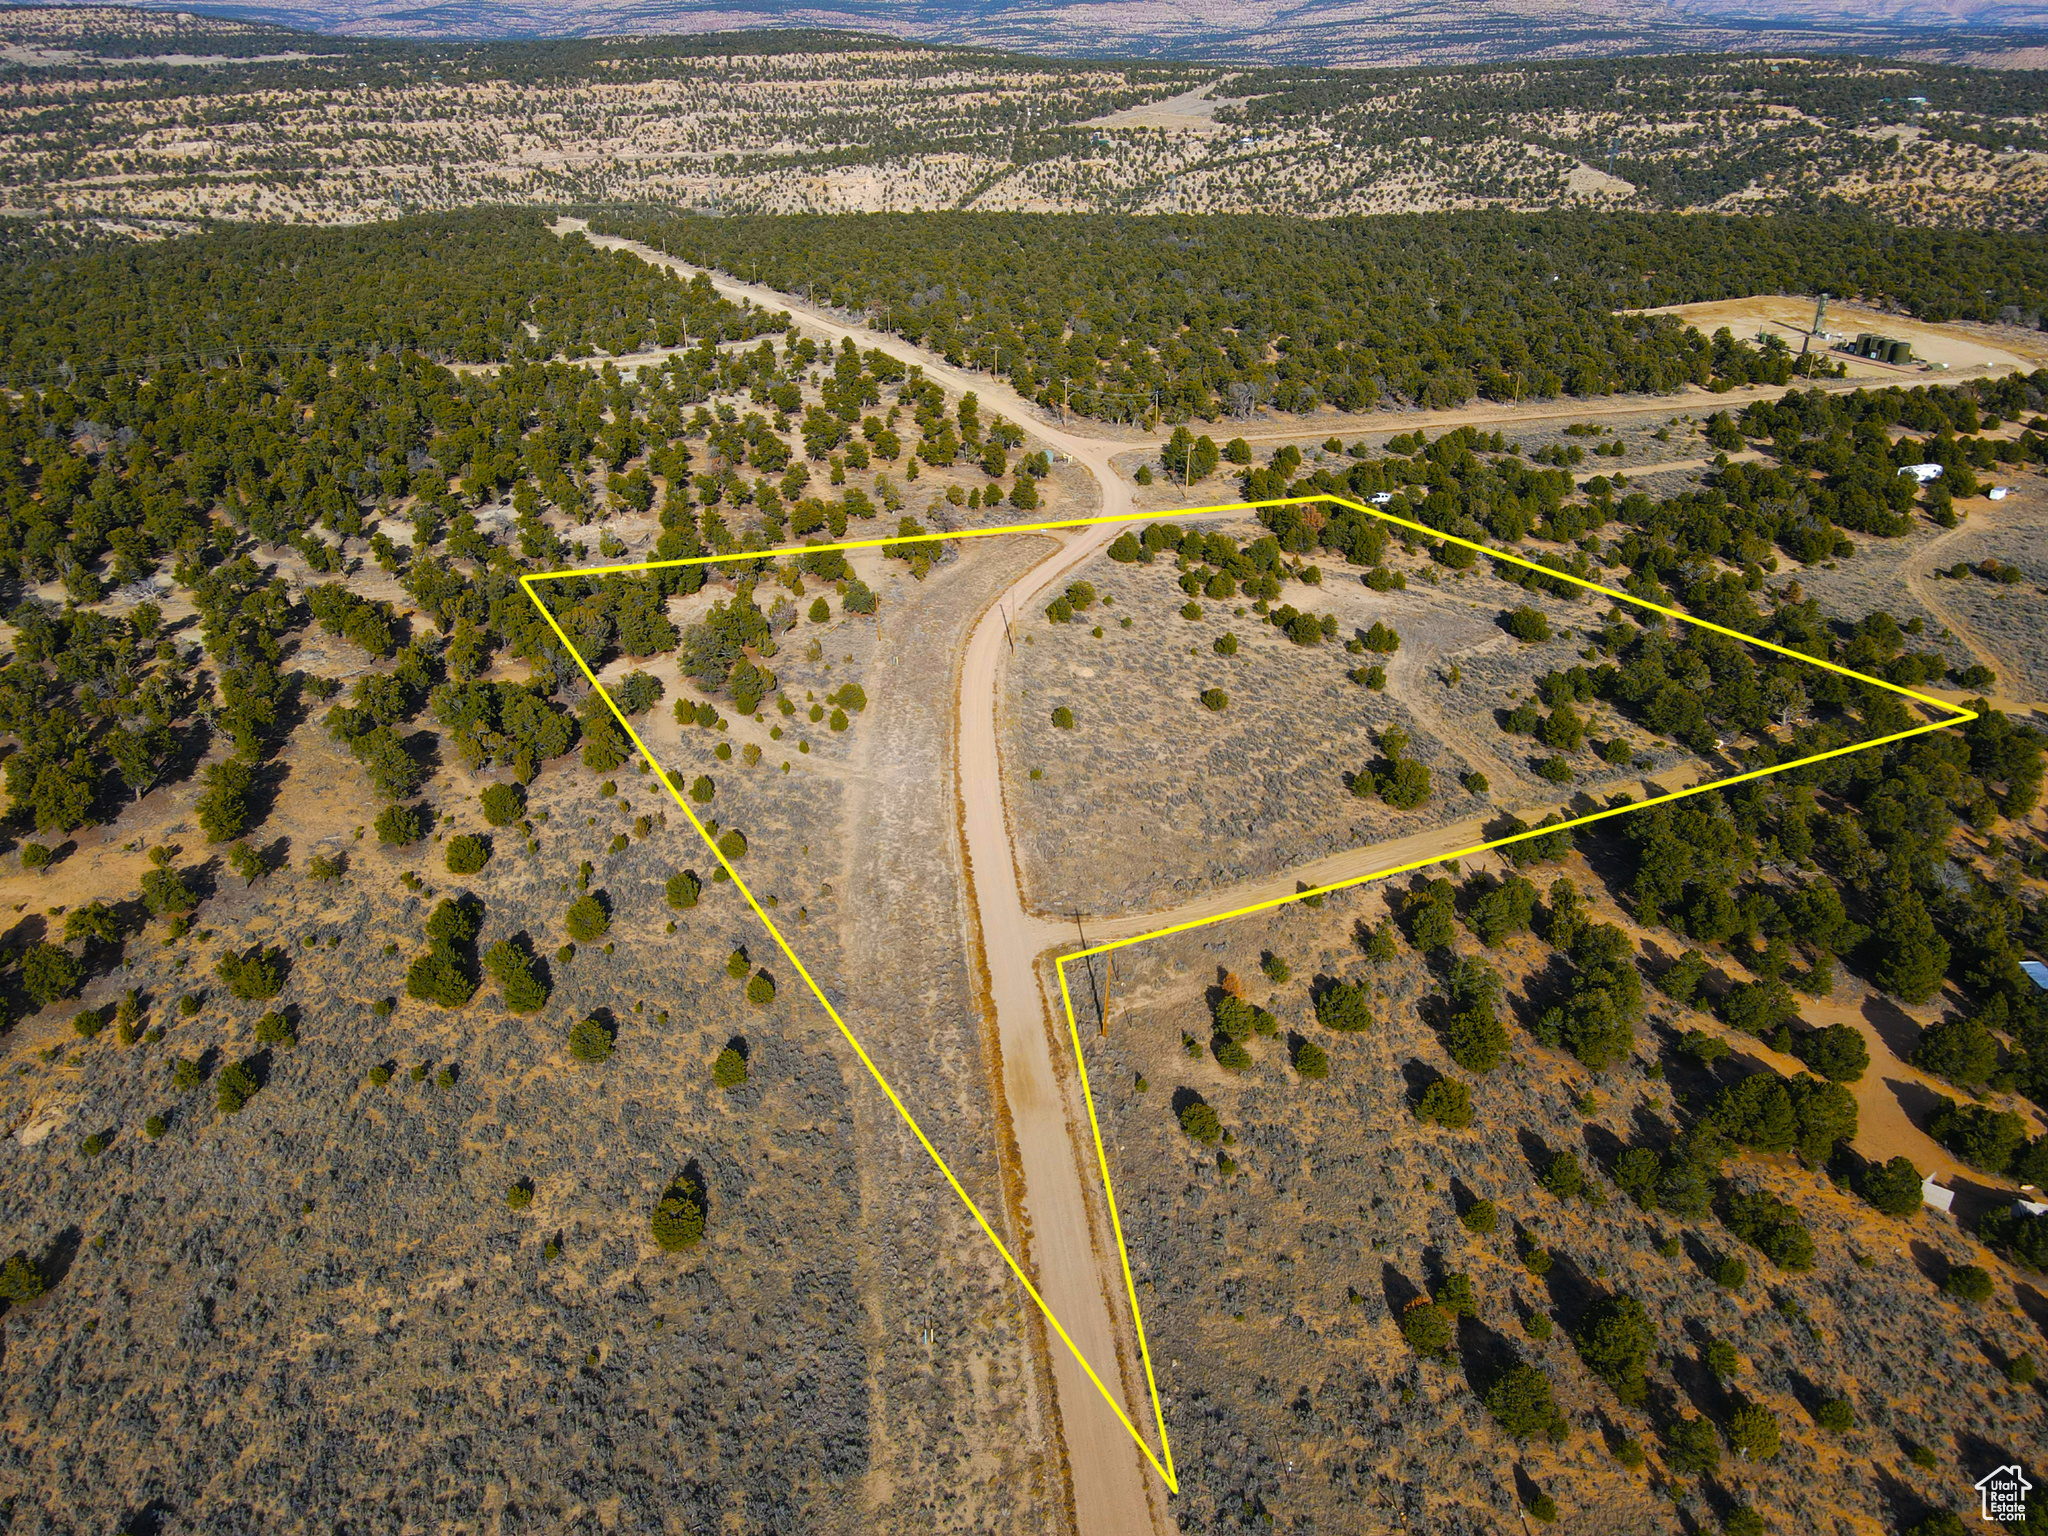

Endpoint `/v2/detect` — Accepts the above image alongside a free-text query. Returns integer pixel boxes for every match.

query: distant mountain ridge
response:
[60,0,2048,61]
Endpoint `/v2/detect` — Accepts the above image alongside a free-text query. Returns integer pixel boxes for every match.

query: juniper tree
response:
[651,1175,705,1251]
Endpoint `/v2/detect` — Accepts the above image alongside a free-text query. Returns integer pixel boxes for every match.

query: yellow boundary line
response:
[521,494,1975,1500]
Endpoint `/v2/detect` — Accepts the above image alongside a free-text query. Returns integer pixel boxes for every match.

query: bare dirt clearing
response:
[1638,295,2048,378]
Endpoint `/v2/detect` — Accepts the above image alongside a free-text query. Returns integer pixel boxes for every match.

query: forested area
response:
[0,210,779,384]
[595,209,2048,420]
[0,226,1028,946]
[1207,374,2048,1244]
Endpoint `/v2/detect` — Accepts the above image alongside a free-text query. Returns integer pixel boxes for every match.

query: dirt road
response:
[548,220,2028,1528]
[1899,506,2044,708]
[555,218,1146,476]
[553,219,1174,1531]
[956,516,1179,1536]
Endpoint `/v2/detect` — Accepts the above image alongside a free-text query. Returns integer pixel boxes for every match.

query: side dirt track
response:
[550,220,2041,1536]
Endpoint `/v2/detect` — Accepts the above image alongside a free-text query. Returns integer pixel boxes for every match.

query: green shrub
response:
[445,834,490,875]
[1178,1100,1221,1145]
[506,1182,534,1210]
[480,782,526,825]
[1460,1199,1497,1234]
[1725,1403,1780,1461]
[1504,605,1551,642]
[1540,1149,1584,1200]
[140,866,198,917]
[255,1010,296,1048]
[1381,758,1431,808]
[368,1065,392,1085]
[70,1007,103,1040]
[20,942,82,1005]
[1855,1155,1924,1217]
[564,893,610,942]
[1711,1253,1749,1289]
[216,945,285,1001]
[406,942,476,1008]
[1813,1395,1855,1431]
[1200,688,1229,712]
[667,869,701,909]
[484,941,549,1014]
[144,1114,167,1138]
[714,1045,749,1088]
[1941,1263,1994,1304]
[1399,1298,1454,1359]
[651,1175,705,1251]
[1051,706,1075,729]
[1292,1039,1329,1079]
[1789,1022,1868,1082]
[1485,1364,1567,1441]
[374,803,423,845]
[1723,1188,1815,1271]
[1415,1079,1472,1128]
[216,1058,259,1114]
[1663,1416,1719,1475]
[1314,980,1372,1033]
[1929,1097,2029,1174]
[568,1016,614,1063]
[1913,1012,2001,1088]
[0,1253,46,1303]
[1704,1338,1741,1379]
[747,971,777,1006]
[1572,1293,1654,1405]
[1213,1035,1252,1072]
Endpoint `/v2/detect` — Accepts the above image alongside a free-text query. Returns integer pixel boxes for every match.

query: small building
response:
[1900,463,1944,483]
[1989,485,2011,500]
[1922,1174,1956,1214]
[2022,959,2048,991]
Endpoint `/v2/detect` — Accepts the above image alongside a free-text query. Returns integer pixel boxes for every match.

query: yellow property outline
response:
[521,494,1975,1499]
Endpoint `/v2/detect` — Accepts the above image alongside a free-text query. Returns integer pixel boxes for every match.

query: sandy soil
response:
[1081,77,1244,134]
[1637,294,2048,376]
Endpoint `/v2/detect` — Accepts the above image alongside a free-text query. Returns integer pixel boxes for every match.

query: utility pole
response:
[1001,602,1014,655]
[1101,952,1114,1038]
